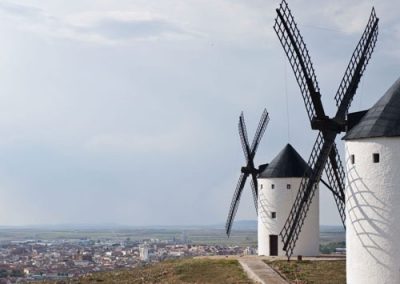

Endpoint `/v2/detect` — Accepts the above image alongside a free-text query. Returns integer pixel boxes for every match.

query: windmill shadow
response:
[259,182,297,231]
[259,189,275,229]
[346,148,391,269]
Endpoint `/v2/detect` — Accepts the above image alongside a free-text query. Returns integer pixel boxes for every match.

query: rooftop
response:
[258,144,309,179]
[344,77,400,140]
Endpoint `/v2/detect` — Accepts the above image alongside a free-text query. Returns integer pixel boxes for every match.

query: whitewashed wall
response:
[257,177,319,256]
[346,137,400,284]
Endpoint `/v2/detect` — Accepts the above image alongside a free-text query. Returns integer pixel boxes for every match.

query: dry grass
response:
[266,260,345,284]
[40,258,252,284]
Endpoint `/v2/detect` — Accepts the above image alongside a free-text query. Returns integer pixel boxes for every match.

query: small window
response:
[373,153,380,163]
[350,154,355,164]
[271,212,276,219]
[260,184,263,189]
[287,184,291,190]
[271,184,275,189]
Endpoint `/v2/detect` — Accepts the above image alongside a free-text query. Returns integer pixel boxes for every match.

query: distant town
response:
[0,224,344,282]
[0,236,253,282]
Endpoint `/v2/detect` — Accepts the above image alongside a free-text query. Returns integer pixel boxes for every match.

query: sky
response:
[0,0,398,227]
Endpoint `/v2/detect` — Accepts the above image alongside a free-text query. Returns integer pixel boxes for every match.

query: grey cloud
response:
[0,2,193,43]
[0,1,43,19]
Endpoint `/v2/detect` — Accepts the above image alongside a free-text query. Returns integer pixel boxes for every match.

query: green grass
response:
[266,260,345,284]
[41,258,252,284]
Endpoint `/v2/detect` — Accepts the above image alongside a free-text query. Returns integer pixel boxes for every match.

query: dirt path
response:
[238,257,288,284]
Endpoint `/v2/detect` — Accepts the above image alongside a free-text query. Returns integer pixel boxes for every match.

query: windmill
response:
[344,78,400,284]
[257,143,320,257]
[225,109,269,236]
[273,0,379,258]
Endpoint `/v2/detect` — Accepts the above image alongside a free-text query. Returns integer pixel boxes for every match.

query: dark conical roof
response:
[344,77,400,140]
[258,144,310,178]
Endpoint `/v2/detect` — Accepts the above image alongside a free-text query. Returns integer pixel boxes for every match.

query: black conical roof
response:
[344,77,400,140]
[258,144,310,178]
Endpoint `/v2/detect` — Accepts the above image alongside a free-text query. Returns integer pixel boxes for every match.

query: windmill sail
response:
[225,109,269,236]
[274,0,379,258]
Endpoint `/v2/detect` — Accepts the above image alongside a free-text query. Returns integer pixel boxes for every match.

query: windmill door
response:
[269,235,278,256]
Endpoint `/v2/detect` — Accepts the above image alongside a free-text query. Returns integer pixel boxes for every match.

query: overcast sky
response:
[0,0,398,227]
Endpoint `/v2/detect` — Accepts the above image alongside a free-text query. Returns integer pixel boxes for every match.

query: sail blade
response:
[226,173,249,236]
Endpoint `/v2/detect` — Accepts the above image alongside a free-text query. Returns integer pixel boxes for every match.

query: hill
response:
[42,258,252,284]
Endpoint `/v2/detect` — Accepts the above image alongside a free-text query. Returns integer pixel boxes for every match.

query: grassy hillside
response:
[42,258,252,283]
[266,259,345,284]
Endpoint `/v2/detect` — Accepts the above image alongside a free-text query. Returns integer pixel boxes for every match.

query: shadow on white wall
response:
[346,148,391,270]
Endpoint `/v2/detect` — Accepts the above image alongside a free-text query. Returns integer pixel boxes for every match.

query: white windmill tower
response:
[343,77,400,284]
[257,144,319,256]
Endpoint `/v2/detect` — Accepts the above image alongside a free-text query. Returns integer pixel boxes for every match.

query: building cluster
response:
[0,236,256,282]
